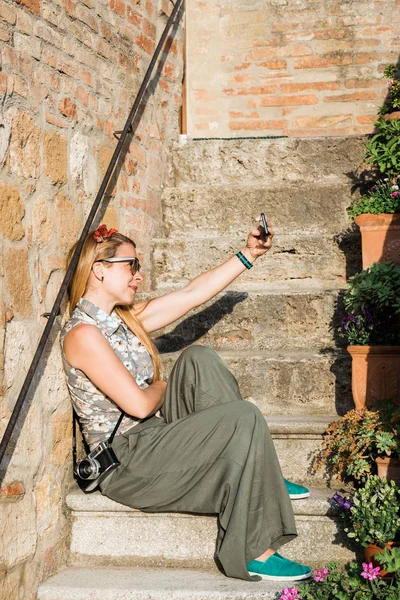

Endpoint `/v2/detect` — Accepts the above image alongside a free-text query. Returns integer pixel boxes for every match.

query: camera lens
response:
[76,457,100,480]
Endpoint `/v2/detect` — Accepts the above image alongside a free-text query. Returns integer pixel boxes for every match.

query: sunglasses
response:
[96,257,141,275]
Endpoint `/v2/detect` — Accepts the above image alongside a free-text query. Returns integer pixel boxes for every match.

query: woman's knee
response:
[179,345,218,365]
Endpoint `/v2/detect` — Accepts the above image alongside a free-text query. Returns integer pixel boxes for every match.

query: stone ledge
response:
[38,567,283,600]
[66,484,338,517]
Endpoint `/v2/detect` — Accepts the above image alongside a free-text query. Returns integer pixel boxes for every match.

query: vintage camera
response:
[74,440,120,493]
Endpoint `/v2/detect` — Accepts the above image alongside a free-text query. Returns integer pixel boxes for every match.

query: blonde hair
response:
[67,229,162,380]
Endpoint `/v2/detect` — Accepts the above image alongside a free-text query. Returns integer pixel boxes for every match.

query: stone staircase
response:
[38,137,365,599]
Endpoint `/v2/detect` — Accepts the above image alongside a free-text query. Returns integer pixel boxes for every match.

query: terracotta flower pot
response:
[347,346,400,409]
[355,214,400,269]
[364,541,400,578]
[376,456,400,484]
[383,111,400,121]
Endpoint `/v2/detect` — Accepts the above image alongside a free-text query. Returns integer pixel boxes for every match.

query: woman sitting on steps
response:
[61,218,311,582]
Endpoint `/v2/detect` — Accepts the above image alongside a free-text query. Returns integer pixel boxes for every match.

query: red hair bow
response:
[93,224,118,242]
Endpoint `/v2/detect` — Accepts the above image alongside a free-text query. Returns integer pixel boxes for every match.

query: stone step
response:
[161,182,356,237]
[167,137,365,187]
[160,349,353,416]
[150,233,361,288]
[148,286,345,352]
[38,567,284,600]
[66,482,355,570]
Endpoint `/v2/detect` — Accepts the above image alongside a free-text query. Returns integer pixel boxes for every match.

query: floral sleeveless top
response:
[60,297,155,450]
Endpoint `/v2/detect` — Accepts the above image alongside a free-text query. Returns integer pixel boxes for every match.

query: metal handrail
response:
[0,0,185,469]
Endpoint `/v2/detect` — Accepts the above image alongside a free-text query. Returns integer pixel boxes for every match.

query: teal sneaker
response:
[247,553,312,581]
[284,478,310,500]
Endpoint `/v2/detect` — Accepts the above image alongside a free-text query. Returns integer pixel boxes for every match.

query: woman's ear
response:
[92,261,104,282]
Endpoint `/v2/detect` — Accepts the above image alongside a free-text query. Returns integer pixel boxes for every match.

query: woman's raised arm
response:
[135,216,274,333]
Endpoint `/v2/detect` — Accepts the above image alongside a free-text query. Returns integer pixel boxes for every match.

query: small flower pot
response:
[383,111,400,121]
[347,345,400,409]
[364,541,400,578]
[355,214,400,269]
[376,456,400,484]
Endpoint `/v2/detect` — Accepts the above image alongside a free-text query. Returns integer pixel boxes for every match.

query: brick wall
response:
[0,0,183,597]
[186,0,400,138]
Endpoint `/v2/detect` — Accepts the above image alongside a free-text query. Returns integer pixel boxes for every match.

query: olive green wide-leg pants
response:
[100,346,297,581]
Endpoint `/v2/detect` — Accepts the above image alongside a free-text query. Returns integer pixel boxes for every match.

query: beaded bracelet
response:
[236,251,253,269]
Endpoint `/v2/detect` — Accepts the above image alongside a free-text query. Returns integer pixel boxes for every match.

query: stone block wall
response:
[0,0,183,597]
[186,0,400,138]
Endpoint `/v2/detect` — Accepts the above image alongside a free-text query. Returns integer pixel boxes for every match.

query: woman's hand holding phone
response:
[243,214,274,259]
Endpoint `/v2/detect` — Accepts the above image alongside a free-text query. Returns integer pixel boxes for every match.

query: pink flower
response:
[279,587,301,600]
[361,562,381,581]
[390,191,399,197]
[313,567,329,582]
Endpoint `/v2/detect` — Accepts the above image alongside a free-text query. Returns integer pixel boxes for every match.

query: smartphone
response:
[260,213,269,237]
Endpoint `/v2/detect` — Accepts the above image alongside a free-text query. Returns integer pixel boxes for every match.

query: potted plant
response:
[348,177,400,268]
[334,476,400,569]
[337,262,400,409]
[312,402,400,486]
[347,65,400,268]
[276,553,400,599]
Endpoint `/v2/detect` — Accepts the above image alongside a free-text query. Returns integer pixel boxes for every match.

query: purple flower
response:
[371,186,377,191]
[313,567,329,582]
[331,493,354,512]
[279,588,301,600]
[361,562,381,581]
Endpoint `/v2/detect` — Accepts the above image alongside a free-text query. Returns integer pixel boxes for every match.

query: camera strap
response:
[72,408,125,472]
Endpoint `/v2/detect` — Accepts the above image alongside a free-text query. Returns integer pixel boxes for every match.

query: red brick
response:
[81,68,93,87]
[357,115,379,124]
[0,481,25,498]
[0,72,7,94]
[126,6,141,27]
[0,23,10,43]
[223,85,277,96]
[294,55,352,68]
[2,46,17,68]
[42,47,57,68]
[163,61,176,80]
[337,15,382,27]
[14,0,40,16]
[142,16,156,39]
[292,114,352,129]
[234,62,251,71]
[231,73,251,84]
[357,26,394,37]
[313,28,350,40]
[13,74,28,97]
[229,110,260,119]
[109,0,125,17]
[76,86,89,106]
[257,59,287,70]
[62,0,76,18]
[45,111,69,128]
[345,78,385,89]
[76,5,98,33]
[229,119,288,131]
[354,125,375,134]
[324,91,378,103]
[136,33,155,55]
[260,94,318,107]
[193,89,217,102]
[0,3,17,24]
[316,39,379,54]
[281,81,339,93]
